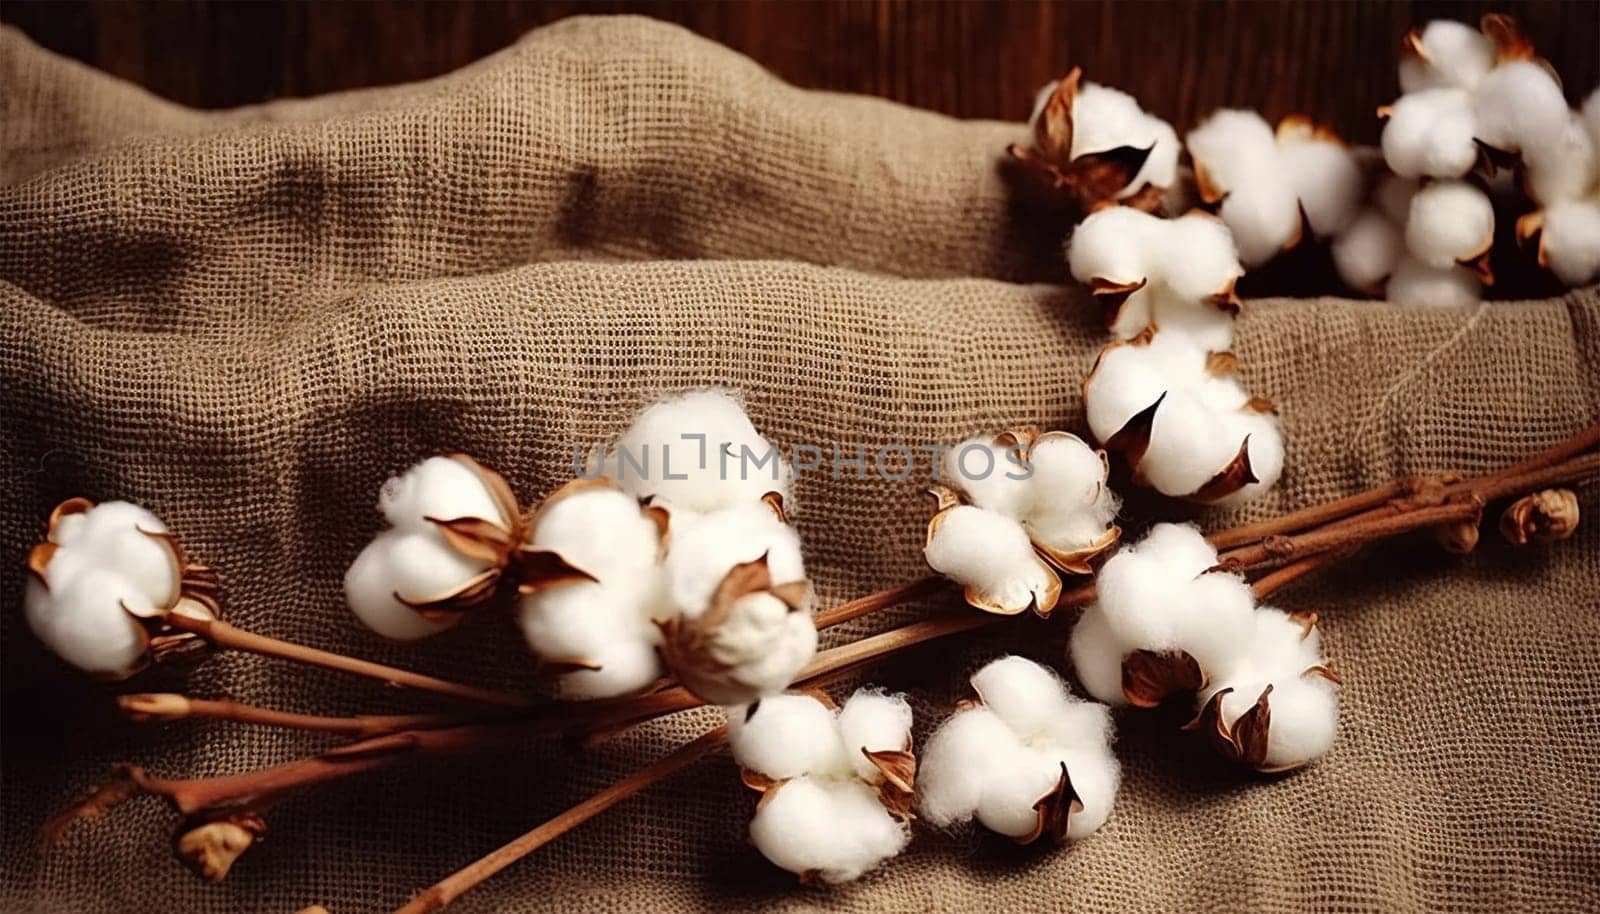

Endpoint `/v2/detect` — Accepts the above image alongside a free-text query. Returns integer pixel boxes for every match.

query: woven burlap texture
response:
[3,15,1598,914]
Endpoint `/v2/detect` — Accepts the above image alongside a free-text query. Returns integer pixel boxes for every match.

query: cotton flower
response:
[656,502,817,705]
[25,498,219,678]
[517,479,668,698]
[344,454,523,641]
[918,656,1120,843]
[1084,330,1283,504]
[728,689,914,884]
[1068,524,1340,771]
[924,428,1119,616]
[1185,110,1363,266]
[1010,67,1180,213]
[1067,207,1243,351]
[595,388,792,519]
[1404,179,1494,280]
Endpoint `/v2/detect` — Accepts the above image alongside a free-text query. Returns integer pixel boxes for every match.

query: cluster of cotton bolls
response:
[922,427,1120,616]
[1330,15,1600,303]
[1010,67,1182,214]
[918,656,1121,843]
[1185,111,1365,268]
[343,390,817,706]
[23,499,219,679]
[1068,208,1284,504]
[727,689,915,884]
[1068,523,1340,771]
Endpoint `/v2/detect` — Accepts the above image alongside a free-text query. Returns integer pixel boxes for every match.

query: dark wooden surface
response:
[3,1,1596,143]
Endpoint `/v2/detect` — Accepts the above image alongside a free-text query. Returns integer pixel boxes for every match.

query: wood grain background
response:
[3,1,1596,144]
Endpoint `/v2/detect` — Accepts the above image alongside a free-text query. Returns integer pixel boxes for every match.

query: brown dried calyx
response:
[174,810,266,882]
[1007,68,1164,216]
[1499,489,1580,545]
[1184,663,1343,774]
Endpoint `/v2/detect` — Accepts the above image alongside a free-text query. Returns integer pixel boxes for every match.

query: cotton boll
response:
[1473,61,1571,155]
[603,389,792,514]
[1217,169,1302,267]
[1380,89,1477,179]
[1185,109,1278,193]
[695,594,818,703]
[1207,409,1285,507]
[378,456,505,531]
[970,656,1078,739]
[972,748,1073,839]
[924,506,1058,614]
[343,532,465,641]
[837,690,915,781]
[1399,20,1494,93]
[1405,180,1494,268]
[24,572,151,677]
[1332,208,1403,292]
[663,503,806,618]
[548,639,663,700]
[1133,118,1181,197]
[1162,213,1245,301]
[1540,199,1600,286]
[1020,433,1119,551]
[1257,675,1339,769]
[749,776,910,884]
[48,501,180,608]
[1387,255,1482,306]
[729,693,851,780]
[1178,571,1263,674]
[1082,336,1180,446]
[1278,138,1364,237]
[1138,396,1253,497]
[1523,114,1597,206]
[527,487,661,580]
[517,573,663,698]
[1070,83,1180,197]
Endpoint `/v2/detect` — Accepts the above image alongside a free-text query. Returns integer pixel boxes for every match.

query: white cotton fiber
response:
[924,505,1058,613]
[48,501,179,608]
[1199,607,1339,770]
[749,777,910,884]
[1405,179,1494,268]
[1399,20,1494,93]
[729,693,851,780]
[662,502,807,619]
[601,389,792,514]
[689,592,818,705]
[836,689,915,781]
[1279,137,1364,237]
[917,657,1120,842]
[1584,89,1600,152]
[1070,82,1181,197]
[1523,114,1597,206]
[24,572,150,677]
[528,488,661,581]
[942,437,1031,520]
[1217,174,1303,267]
[1185,109,1278,193]
[1380,89,1477,179]
[1067,205,1158,286]
[1472,61,1571,155]
[343,531,468,641]
[1332,208,1403,292]
[379,456,506,531]
[1540,200,1600,286]
[1387,255,1482,307]
[942,432,1116,557]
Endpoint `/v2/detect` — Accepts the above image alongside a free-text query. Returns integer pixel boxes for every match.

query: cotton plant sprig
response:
[1184,110,1364,268]
[918,656,1119,844]
[1008,67,1181,215]
[923,427,1120,616]
[30,426,1597,907]
[727,688,915,884]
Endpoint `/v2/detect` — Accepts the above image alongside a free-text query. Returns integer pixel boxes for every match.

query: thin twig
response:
[1249,551,1347,600]
[163,615,532,709]
[389,726,729,914]
[118,694,471,738]
[814,575,947,629]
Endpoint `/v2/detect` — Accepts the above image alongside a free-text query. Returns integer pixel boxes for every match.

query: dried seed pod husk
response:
[398,453,527,620]
[174,810,266,882]
[1499,489,1580,545]
[1120,649,1205,708]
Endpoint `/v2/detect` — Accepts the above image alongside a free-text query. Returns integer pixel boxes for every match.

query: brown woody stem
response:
[814,574,947,629]
[163,615,532,709]
[389,726,729,914]
[1248,551,1347,600]
[118,694,471,738]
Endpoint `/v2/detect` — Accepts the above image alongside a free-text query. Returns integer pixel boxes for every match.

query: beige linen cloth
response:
[2,15,1598,914]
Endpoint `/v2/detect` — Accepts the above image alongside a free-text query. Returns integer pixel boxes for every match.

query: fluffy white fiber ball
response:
[1387,255,1482,307]
[24,501,187,677]
[924,505,1058,614]
[1331,208,1403,293]
[918,656,1120,842]
[1380,88,1478,179]
[1540,200,1600,286]
[1404,179,1494,269]
[728,689,914,883]
[1472,61,1571,157]
[598,389,792,515]
[1398,20,1494,94]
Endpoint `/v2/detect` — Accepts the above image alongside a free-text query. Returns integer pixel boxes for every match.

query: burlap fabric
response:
[3,15,1598,914]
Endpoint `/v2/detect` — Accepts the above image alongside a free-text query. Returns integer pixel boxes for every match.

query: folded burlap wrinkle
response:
[2,16,1597,914]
